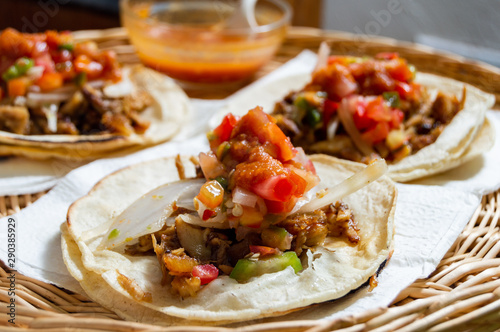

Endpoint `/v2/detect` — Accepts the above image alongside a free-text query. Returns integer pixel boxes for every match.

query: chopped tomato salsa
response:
[192,264,219,285]
[273,52,463,164]
[0,28,122,100]
[199,107,319,221]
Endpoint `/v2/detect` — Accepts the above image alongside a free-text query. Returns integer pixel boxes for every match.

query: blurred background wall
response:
[321,0,500,67]
[1,0,498,66]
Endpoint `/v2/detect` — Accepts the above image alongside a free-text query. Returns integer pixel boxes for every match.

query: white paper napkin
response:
[0,146,481,321]
[0,50,498,324]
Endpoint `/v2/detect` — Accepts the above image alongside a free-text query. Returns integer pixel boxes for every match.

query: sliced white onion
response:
[87,80,106,88]
[326,115,339,141]
[175,182,203,211]
[28,85,41,93]
[337,97,374,156]
[178,213,230,229]
[292,147,309,167]
[297,159,388,214]
[98,178,205,250]
[50,84,78,94]
[288,185,320,215]
[313,41,330,74]
[27,92,72,106]
[199,152,226,180]
[41,104,58,133]
[103,74,134,98]
[13,96,27,107]
[232,186,258,208]
[336,75,358,98]
[26,66,44,80]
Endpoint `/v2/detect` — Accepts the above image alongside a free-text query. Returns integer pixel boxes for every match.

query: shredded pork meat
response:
[0,105,29,134]
[125,200,360,297]
[0,83,152,136]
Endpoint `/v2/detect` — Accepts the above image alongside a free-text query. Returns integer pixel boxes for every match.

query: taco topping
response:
[99,107,387,297]
[0,28,151,136]
[273,50,465,164]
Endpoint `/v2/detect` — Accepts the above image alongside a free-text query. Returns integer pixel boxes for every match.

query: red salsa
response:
[0,28,122,100]
[197,107,319,227]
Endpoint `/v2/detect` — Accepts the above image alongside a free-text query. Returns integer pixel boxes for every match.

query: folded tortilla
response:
[213,72,495,182]
[0,66,191,159]
[62,154,396,324]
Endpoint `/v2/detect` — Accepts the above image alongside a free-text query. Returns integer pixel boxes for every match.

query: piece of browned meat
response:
[0,105,29,134]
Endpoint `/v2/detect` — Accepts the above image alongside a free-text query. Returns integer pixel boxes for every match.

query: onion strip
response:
[337,97,374,155]
[178,213,230,229]
[98,178,205,250]
[296,159,387,213]
[313,42,330,74]
[326,115,339,141]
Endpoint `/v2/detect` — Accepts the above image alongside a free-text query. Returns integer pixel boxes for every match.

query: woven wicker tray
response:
[1,27,500,331]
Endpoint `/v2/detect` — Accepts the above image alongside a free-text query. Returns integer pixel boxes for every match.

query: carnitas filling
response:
[127,201,359,298]
[119,107,363,298]
[272,52,465,164]
[0,28,151,136]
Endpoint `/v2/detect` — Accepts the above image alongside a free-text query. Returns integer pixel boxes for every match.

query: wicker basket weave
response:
[1,27,499,331]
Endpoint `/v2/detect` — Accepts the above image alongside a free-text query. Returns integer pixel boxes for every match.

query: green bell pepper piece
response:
[230,251,302,283]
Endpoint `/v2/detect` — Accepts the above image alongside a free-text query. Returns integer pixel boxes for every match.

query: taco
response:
[270,46,495,182]
[63,107,396,324]
[0,29,190,159]
[216,45,494,182]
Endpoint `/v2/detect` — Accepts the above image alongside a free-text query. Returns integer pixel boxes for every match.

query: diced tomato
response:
[45,30,72,50]
[262,122,296,162]
[50,49,73,64]
[265,196,298,214]
[390,109,404,129]
[249,245,279,256]
[7,77,30,97]
[74,54,103,80]
[366,97,392,122]
[74,41,98,58]
[386,59,413,82]
[192,264,219,285]
[395,81,412,99]
[34,53,55,73]
[288,170,307,197]
[320,63,358,100]
[352,100,375,130]
[97,50,122,82]
[361,121,390,144]
[35,72,63,92]
[327,55,354,66]
[323,99,338,128]
[252,174,297,202]
[233,107,296,162]
[31,41,49,58]
[286,165,319,193]
[202,209,217,221]
[97,50,117,69]
[405,82,423,101]
[376,52,399,60]
[0,28,34,58]
[209,113,240,150]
